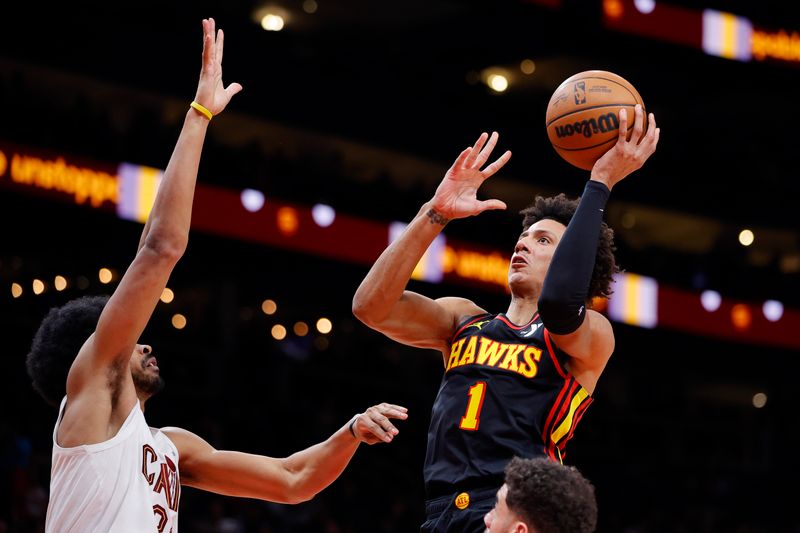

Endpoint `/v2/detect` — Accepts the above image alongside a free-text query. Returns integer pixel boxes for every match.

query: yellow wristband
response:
[190,101,213,120]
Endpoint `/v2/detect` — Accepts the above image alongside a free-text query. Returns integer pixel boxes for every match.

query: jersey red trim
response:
[496,313,540,330]
[541,379,576,446]
[450,313,492,344]
[543,329,568,379]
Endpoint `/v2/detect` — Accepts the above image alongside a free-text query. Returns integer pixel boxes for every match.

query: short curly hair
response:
[520,193,618,300]
[504,457,597,533]
[26,295,109,406]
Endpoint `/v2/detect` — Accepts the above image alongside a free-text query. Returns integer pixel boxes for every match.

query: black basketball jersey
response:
[423,312,593,498]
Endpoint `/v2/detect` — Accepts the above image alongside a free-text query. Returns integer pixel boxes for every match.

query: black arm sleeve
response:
[538,180,610,335]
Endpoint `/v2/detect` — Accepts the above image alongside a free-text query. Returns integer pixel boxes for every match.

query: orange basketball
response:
[545,70,645,170]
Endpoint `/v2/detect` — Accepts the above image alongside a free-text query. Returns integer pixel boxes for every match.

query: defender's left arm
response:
[164,403,407,504]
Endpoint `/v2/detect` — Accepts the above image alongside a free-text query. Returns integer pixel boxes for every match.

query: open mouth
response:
[511,255,527,266]
[145,357,159,371]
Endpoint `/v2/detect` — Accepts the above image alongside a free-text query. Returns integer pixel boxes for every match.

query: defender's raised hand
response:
[194,18,242,116]
[430,132,511,221]
[350,403,409,445]
[591,104,659,190]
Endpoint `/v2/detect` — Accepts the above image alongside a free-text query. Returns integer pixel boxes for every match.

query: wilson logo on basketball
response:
[552,112,619,139]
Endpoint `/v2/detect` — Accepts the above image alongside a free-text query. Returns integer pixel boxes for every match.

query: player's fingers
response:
[464,133,488,167]
[383,408,408,421]
[481,150,512,178]
[201,21,213,69]
[225,82,243,98]
[473,131,498,169]
[642,113,657,144]
[216,28,224,64]
[362,416,392,443]
[450,147,472,172]
[476,199,507,213]
[208,19,216,63]
[629,104,644,144]
[616,108,628,144]
[381,403,407,412]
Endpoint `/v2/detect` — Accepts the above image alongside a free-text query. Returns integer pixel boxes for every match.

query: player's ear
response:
[514,521,529,533]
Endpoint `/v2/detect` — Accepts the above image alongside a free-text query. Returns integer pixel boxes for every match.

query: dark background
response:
[1,1,799,531]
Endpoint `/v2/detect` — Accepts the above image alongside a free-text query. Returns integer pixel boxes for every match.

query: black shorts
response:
[420,486,498,533]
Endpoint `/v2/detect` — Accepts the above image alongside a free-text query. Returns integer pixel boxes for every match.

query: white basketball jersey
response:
[46,397,181,533]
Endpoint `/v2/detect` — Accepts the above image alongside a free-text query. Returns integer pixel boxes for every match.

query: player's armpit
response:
[358,292,484,353]
[547,309,614,367]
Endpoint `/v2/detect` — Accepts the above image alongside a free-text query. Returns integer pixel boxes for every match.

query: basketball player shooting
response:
[353,106,658,532]
[26,19,407,532]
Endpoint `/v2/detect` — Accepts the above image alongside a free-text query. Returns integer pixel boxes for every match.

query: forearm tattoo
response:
[426,208,450,226]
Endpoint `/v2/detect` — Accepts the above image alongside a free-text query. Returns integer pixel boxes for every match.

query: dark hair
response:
[504,457,597,533]
[520,194,618,300]
[26,295,109,406]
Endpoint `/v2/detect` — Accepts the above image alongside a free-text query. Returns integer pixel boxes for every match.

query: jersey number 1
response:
[459,381,487,431]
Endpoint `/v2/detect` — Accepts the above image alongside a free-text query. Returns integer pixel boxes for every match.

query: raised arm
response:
[65,19,241,413]
[540,106,659,366]
[352,132,511,354]
[165,404,408,504]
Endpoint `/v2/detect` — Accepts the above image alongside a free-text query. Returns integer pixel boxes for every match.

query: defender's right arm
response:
[352,132,511,355]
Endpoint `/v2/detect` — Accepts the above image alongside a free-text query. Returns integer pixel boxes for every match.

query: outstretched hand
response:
[351,403,408,445]
[590,104,659,189]
[430,132,511,221]
[194,18,243,116]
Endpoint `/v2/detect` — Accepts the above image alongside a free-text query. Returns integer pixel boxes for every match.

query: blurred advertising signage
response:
[0,142,161,223]
[602,0,800,64]
[3,141,799,348]
[389,222,511,290]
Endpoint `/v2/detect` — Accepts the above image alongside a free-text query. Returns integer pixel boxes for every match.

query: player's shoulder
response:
[160,426,207,452]
[434,297,488,325]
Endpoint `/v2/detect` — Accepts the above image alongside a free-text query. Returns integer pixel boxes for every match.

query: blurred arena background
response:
[2,0,799,531]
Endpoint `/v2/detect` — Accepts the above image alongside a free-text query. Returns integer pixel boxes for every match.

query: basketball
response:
[545,70,645,170]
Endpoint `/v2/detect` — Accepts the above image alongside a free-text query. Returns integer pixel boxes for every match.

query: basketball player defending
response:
[26,19,407,533]
[353,108,659,532]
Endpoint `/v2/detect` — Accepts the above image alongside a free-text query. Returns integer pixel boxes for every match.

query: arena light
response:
[271,324,287,340]
[634,0,655,14]
[172,314,187,330]
[752,392,767,408]
[520,59,536,75]
[11,282,23,298]
[252,4,290,31]
[316,317,332,334]
[487,74,509,93]
[302,0,318,14]
[261,14,284,31]
[54,275,67,291]
[261,299,277,315]
[763,300,784,322]
[731,304,751,330]
[700,290,722,312]
[277,207,299,236]
[241,189,266,213]
[311,204,336,227]
[294,321,309,336]
[738,229,754,246]
[98,268,113,284]
[32,279,45,295]
[160,288,175,304]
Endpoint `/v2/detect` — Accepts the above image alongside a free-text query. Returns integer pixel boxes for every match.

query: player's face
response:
[130,343,165,398]
[508,218,566,296]
[484,484,526,532]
